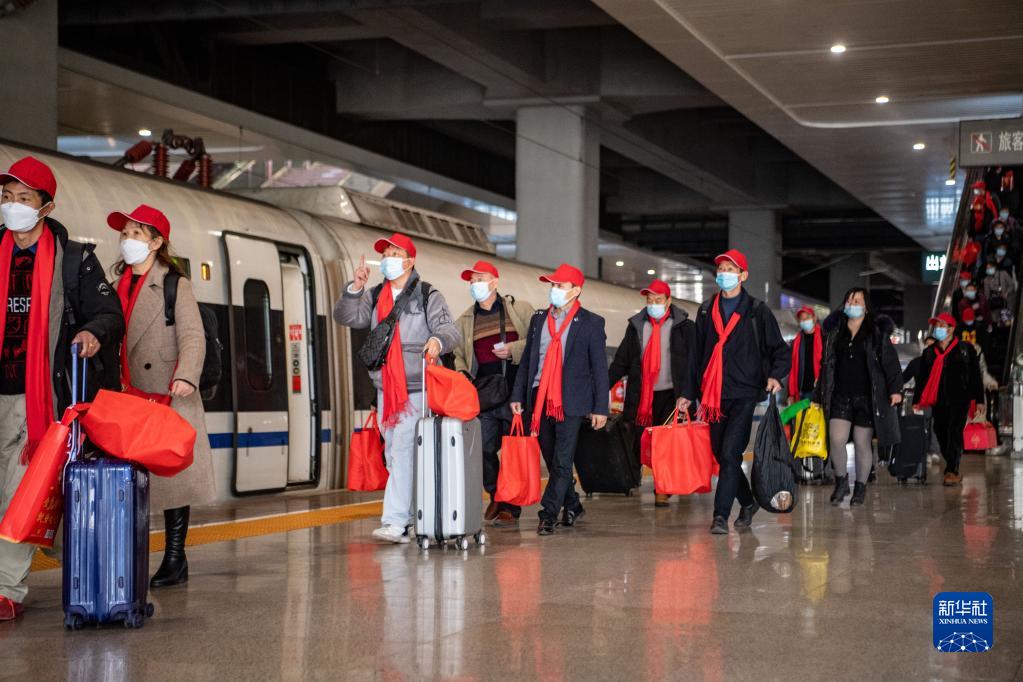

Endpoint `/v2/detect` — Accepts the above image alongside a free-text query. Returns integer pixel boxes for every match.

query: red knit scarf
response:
[531,300,581,435]
[636,310,670,427]
[116,268,150,387]
[377,283,411,428]
[698,294,741,423]
[916,338,958,409]
[0,228,55,462]
[788,326,822,399]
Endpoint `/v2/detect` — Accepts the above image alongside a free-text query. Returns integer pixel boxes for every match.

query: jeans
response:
[480,407,520,517]
[709,398,757,519]
[933,402,969,474]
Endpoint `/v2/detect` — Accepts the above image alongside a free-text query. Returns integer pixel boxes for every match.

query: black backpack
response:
[163,271,223,392]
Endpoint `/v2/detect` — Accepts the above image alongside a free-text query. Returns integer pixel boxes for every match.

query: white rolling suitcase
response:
[414,359,486,551]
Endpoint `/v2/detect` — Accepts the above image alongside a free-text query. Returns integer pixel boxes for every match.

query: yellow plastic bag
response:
[791,403,828,460]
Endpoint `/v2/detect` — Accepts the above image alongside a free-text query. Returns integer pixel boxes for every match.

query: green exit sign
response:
[921,251,946,284]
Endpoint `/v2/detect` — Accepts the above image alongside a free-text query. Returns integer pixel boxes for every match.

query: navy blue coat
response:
[511,305,610,419]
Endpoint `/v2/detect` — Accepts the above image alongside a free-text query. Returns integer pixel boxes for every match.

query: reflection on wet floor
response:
[4,455,1023,680]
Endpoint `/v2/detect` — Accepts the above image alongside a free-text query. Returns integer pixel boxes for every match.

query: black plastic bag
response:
[751,394,798,513]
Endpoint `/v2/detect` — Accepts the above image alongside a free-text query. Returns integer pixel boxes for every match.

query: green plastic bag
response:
[779,399,811,425]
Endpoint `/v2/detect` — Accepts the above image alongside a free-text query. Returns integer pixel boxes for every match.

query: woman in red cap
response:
[814,288,903,505]
[108,204,214,587]
[913,312,984,486]
[789,306,822,404]
[608,279,694,507]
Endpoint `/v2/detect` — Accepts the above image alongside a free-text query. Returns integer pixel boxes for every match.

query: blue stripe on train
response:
[208,429,332,449]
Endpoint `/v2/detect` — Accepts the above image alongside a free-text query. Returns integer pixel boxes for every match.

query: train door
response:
[225,233,289,494]
[281,257,317,484]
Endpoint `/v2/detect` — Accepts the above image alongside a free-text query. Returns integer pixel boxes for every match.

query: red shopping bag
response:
[649,410,718,495]
[425,360,480,421]
[77,389,195,477]
[123,385,172,406]
[0,407,80,547]
[963,421,998,451]
[495,414,542,506]
[347,410,388,491]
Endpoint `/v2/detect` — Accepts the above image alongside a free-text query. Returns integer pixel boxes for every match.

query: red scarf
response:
[788,326,822,399]
[0,228,55,462]
[376,283,411,428]
[636,310,670,427]
[531,301,581,435]
[116,269,150,387]
[916,338,958,409]
[698,294,741,423]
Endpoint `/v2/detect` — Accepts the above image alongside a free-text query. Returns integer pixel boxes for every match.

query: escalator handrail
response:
[932,168,984,319]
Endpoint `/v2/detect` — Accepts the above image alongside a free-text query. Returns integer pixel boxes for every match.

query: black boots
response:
[151,506,190,588]
[850,482,867,506]
[830,475,850,505]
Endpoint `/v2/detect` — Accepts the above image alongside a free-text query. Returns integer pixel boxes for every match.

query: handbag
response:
[963,420,998,451]
[123,384,172,406]
[647,409,717,495]
[495,414,542,506]
[347,410,388,491]
[791,402,828,460]
[357,276,419,371]
[473,301,511,412]
[425,357,481,421]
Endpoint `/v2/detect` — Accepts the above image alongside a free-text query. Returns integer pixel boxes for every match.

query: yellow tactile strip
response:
[30,500,384,572]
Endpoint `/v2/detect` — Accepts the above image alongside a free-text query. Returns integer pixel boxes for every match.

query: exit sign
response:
[921,251,946,284]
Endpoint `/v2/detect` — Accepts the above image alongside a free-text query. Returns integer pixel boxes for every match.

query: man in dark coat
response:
[608,279,694,507]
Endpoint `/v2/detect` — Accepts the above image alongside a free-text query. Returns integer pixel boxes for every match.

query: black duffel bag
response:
[751,394,798,513]
[356,276,419,371]
[473,302,512,412]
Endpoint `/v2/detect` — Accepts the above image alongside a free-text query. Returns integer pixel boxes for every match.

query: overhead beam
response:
[219,25,386,45]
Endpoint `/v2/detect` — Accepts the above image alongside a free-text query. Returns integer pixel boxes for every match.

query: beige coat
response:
[124,260,214,511]
[452,293,536,375]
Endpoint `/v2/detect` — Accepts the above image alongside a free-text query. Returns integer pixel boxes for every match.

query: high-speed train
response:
[0,140,797,503]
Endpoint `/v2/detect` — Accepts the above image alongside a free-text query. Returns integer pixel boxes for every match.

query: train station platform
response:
[4,455,1021,680]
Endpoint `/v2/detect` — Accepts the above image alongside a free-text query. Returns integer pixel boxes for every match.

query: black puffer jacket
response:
[814,312,903,447]
[915,340,984,410]
[608,304,694,421]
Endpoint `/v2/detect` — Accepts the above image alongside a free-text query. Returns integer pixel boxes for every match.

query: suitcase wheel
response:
[124,612,145,629]
[474,531,487,546]
[146,603,155,618]
[417,536,431,550]
[64,614,84,631]
[457,536,470,551]
[625,489,633,497]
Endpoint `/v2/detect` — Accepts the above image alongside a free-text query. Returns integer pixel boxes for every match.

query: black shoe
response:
[151,506,190,588]
[537,517,555,536]
[558,506,586,527]
[484,500,499,522]
[850,482,867,506]
[867,466,877,483]
[710,516,729,535]
[734,501,758,530]
[830,475,850,506]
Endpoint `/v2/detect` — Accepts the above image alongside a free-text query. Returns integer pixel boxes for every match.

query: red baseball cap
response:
[640,279,671,297]
[0,156,57,199]
[795,305,816,318]
[539,263,585,287]
[373,232,416,259]
[929,312,956,327]
[960,307,976,322]
[107,204,171,240]
[714,249,748,272]
[460,260,499,281]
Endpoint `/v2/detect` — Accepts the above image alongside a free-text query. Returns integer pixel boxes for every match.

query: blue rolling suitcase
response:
[62,346,154,629]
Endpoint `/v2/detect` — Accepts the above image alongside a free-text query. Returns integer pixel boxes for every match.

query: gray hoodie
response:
[334,272,461,392]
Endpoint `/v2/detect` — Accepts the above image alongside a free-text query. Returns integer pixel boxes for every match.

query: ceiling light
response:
[913,142,926,150]
[615,260,625,267]
[875,95,889,104]
[647,269,656,275]
[945,178,956,186]
[138,128,152,137]
[830,44,847,54]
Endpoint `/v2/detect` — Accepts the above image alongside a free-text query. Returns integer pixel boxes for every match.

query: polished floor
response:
[4,455,1023,681]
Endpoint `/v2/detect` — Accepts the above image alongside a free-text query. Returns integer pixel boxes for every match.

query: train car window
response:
[171,257,191,278]
[243,279,273,391]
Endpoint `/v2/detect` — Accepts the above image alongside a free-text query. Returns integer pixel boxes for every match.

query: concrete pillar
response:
[515,105,599,277]
[0,0,58,149]
[828,254,870,307]
[728,209,780,308]
[903,284,936,340]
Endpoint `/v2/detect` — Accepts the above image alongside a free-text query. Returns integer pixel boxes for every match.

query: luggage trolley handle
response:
[67,343,88,463]
[421,353,431,418]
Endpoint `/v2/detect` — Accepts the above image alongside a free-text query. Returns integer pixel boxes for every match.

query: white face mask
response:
[120,238,152,265]
[380,256,407,281]
[1,202,42,233]
[470,281,492,302]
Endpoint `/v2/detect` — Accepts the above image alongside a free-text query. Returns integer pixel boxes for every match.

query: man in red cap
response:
[0,156,124,620]
[679,249,790,535]
[510,263,609,535]
[451,259,536,526]
[789,306,822,403]
[914,312,984,486]
[334,232,461,543]
[608,279,694,506]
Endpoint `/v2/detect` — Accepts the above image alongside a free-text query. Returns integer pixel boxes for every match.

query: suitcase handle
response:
[67,343,87,463]
[421,353,436,418]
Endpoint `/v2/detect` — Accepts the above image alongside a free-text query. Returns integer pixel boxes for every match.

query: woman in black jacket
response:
[609,281,694,506]
[814,288,903,506]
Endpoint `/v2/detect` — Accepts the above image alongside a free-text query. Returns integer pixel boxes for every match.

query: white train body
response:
[0,141,787,501]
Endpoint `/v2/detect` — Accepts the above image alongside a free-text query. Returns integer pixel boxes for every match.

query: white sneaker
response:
[372,525,410,544]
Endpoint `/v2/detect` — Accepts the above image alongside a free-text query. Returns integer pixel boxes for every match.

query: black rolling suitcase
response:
[888,412,928,483]
[574,415,640,496]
